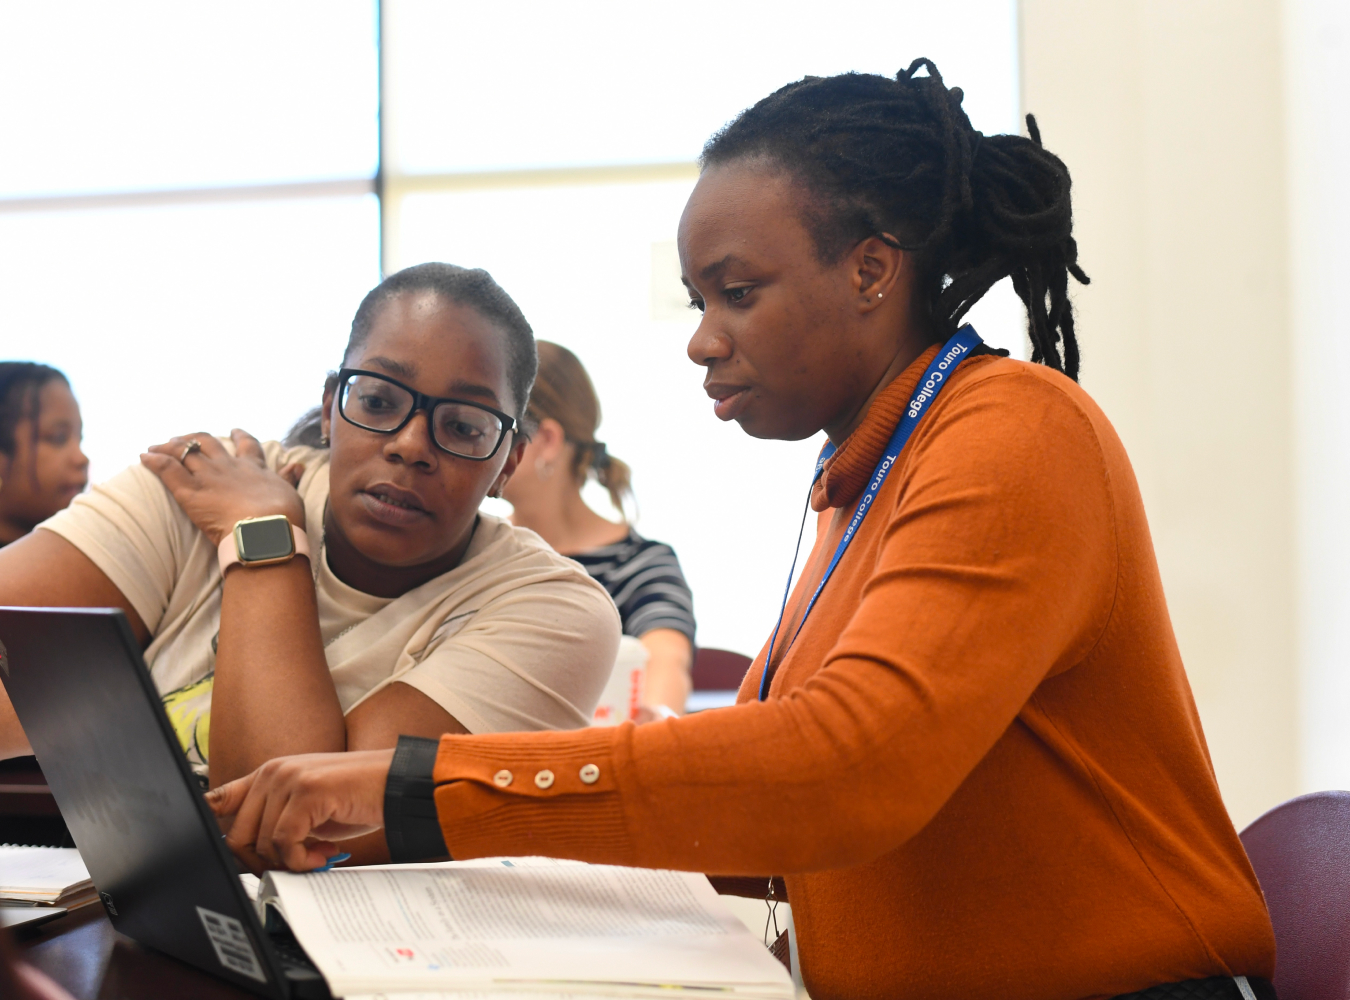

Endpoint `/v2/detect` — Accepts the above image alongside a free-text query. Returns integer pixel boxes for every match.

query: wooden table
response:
[17,903,254,999]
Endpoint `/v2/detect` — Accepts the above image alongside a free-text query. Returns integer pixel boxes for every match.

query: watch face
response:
[237,517,294,562]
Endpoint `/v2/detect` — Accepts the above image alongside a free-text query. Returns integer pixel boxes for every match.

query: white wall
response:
[1285,0,1350,794]
[1020,0,1298,827]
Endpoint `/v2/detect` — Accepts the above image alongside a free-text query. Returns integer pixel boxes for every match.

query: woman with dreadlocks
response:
[206,61,1276,999]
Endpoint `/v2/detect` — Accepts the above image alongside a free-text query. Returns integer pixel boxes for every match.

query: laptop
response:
[0,905,67,934]
[0,607,328,999]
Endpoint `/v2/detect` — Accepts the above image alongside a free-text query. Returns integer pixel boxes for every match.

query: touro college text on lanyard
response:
[759,324,984,700]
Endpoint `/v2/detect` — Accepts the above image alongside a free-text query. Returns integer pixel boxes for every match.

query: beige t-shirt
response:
[39,442,621,776]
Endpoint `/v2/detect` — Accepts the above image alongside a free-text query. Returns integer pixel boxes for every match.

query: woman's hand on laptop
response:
[206,749,394,873]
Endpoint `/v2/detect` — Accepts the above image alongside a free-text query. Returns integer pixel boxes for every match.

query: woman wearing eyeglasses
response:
[0,263,620,863]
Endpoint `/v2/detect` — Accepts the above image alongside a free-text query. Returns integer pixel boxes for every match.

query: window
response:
[382,0,1021,656]
[0,1,381,475]
[2,1,1019,657]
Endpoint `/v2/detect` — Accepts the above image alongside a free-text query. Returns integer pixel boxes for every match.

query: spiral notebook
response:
[0,844,96,908]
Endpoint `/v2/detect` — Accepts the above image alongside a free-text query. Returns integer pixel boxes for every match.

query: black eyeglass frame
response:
[335,367,517,461]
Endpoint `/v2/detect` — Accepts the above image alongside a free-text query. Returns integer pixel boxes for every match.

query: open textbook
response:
[257,857,794,999]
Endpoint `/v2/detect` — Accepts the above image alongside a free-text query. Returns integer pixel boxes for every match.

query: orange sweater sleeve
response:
[431,369,1118,873]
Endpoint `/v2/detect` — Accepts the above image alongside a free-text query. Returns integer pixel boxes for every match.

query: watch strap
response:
[217,518,310,576]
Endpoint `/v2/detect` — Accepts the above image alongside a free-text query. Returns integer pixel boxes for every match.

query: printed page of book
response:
[342,993,730,999]
[342,994,704,999]
[262,859,793,998]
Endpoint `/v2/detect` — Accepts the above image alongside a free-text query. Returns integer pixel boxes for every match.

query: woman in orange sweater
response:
[209,61,1276,1000]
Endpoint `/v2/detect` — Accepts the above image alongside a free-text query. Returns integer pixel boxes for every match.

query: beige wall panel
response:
[1020,0,1295,826]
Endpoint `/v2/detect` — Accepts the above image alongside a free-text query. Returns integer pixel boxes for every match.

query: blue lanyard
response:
[758,325,984,700]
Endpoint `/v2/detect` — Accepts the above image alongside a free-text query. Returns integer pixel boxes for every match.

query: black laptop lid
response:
[0,607,288,998]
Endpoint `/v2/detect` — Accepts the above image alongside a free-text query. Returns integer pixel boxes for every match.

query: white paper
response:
[262,859,792,998]
[0,845,92,903]
[238,872,261,902]
[346,994,699,999]
[347,994,676,1000]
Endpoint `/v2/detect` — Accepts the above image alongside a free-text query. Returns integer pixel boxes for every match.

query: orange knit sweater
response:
[430,348,1275,1000]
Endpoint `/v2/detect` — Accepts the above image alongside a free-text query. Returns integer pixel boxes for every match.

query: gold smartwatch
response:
[216,515,310,575]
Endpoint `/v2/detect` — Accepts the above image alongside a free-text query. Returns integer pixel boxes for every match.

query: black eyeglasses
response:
[336,368,516,461]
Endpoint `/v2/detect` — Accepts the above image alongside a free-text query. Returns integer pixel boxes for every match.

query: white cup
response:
[591,635,648,726]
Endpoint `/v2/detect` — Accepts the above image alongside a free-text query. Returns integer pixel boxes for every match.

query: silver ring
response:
[179,439,202,463]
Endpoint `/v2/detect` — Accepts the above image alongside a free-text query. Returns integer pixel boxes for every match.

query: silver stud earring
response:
[876,291,884,299]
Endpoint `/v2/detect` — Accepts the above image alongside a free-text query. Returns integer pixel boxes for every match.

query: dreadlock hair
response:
[286,263,538,447]
[0,362,69,464]
[700,58,1090,380]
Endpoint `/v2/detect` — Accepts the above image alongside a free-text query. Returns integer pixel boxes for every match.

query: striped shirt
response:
[570,531,696,645]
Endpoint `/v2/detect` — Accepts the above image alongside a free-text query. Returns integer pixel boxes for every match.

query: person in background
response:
[501,342,697,719]
[0,264,619,867]
[0,363,89,547]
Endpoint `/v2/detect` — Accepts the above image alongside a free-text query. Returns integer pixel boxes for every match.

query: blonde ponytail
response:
[586,442,632,514]
[527,342,634,515]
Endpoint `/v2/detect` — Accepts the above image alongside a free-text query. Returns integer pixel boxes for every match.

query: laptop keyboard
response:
[270,935,316,971]
[267,929,331,999]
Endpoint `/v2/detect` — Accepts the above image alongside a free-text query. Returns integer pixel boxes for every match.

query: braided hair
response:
[701,58,1089,380]
[0,362,68,461]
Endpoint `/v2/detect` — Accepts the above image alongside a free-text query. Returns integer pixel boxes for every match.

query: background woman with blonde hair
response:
[501,342,696,718]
